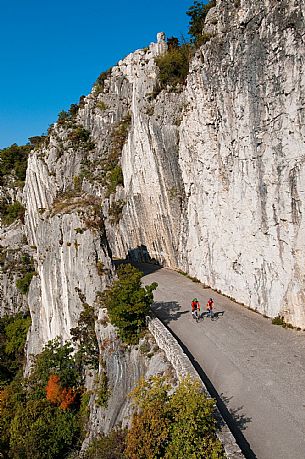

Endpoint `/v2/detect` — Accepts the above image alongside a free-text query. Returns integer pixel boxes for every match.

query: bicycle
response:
[192,309,201,323]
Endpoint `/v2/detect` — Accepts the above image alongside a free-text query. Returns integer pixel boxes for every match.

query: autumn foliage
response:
[46,374,77,410]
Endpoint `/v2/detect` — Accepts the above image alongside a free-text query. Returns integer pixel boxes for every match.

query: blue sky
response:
[0,0,199,148]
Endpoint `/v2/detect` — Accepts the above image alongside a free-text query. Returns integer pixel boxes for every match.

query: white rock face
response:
[24,146,113,359]
[0,222,30,316]
[3,2,305,341]
[178,0,305,325]
[76,3,305,327]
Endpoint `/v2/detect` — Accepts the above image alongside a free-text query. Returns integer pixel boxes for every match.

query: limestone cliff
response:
[76,0,304,327]
[0,0,304,398]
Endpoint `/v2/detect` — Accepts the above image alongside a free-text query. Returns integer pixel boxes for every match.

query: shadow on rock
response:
[151,301,187,323]
[113,244,162,276]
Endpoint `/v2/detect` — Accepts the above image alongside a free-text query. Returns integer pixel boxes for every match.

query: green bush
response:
[16,271,35,295]
[68,126,90,144]
[96,101,108,111]
[106,166,124,197]
[155,44,191,90]
[1,201,25,226]
[0,144,31,185]
[29,338,81,393]
[95,371,110,408]
[93,69,112,95]
[5,315,31,356]
[272,315,293,329]
[126,375,224,458]
[187,0,216,44]
[84,429,127,459]
[272,315,285,326]
[101,264,157,344]
[9,399,79,459]
[0,313,31,387]
[71,303,99,370]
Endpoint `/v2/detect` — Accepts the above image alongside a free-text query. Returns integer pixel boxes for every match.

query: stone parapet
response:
[148,315,244,459]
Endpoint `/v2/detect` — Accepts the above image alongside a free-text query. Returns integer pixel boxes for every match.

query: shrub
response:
[93,69,112,95]
[29,338,81,393]
[84,429,127,459]
[57,110,70,126]
[67,126,90,144]
[272,316,285,326]
[95,371,110,408]
[96,101,108,111]
[28,135,48,148]
[16,271,35,294]
[9,398,80,459]
[0,143,31,185]
[101,264,157,344]
[108,116,131,166]
[125,375,224,459]
[71,304,99,370]
[187,0,216,44]
[0,313,31,387]
[272,315,294,329]
[1,201,25,226]
[4,314,31,356]
[155,44,191,90]
[106,166,124,197]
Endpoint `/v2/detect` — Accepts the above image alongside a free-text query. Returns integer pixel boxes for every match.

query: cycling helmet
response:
[209,298,213,301]
[193,298,198,302]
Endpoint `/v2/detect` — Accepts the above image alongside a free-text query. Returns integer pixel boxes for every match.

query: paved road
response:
[142,266,305,459]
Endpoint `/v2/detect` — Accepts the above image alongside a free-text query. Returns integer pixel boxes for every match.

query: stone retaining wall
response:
[148,316,244,459]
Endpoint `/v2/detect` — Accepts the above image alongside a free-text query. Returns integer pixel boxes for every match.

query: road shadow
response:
[159,324,257,459]
[201,311,225,320]
[221,395,252,431]
[152,301,188,323]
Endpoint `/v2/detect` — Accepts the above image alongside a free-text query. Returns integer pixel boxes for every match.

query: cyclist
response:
[206,298,214,318]
[191,298,200,321]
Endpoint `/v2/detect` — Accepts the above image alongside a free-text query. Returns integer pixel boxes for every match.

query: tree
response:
[125,375,224,459]
[101,264,157,344]
[9,399,79,459]
[71,303,99,370]
[46,374,78,410]
[187,1,216,43]
[165,377,224,458]
[0,314,31,387]
[28,338,81,398]
[84,429,127,459]
[0,143,31,183]
[125,376,171,459]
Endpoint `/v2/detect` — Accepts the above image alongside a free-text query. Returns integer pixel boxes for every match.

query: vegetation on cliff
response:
[154,0,216,91]
[187,0,216,45]
[101,264,157,344]
[0,143,31,186]
[85,375,224,459]
[155,40,191,91]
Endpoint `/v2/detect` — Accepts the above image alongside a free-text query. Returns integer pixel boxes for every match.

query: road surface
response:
[142,265,305,459]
